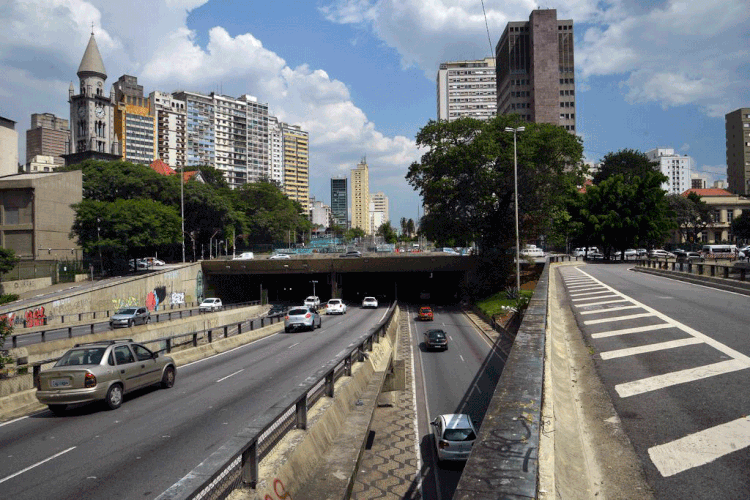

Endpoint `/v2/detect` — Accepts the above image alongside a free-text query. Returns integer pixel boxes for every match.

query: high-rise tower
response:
[351,159,370,234]
[726,108,750,195]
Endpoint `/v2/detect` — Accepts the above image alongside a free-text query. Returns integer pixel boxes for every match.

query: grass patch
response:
[476,289,533,317]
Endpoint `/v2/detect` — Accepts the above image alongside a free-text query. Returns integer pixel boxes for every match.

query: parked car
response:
[109,307,150,329]
[304,296,321,308]
[339,250,362,258]
[437,247,460,255]
[520,245,545,258]
[649,249,676,259]
[267,304,288,317]
[423,328,448,350]
[430,413,478,463]
[572,247,600,258]
[325,298,347,315]
[128,259,148,271]
[675,250,704,263]
[35,339,176,414]
[284,306,321,332]
[199,297,223,312]
[418,306,434,321]
[143,257,165,267]
[234,252,255,260]
[624,249,638,258]
[362,296,378,308]
[269,253,291,260]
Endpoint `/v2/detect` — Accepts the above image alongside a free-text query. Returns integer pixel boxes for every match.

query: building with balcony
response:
[268,116,284,186]
[437,58,497,122]
[646,148,693,195]
[173,91,216,171]
[150,91,186,169]
[114,75,156,165]
[281,124,310,211]
[369,191,389,233]
[238,95,270,184]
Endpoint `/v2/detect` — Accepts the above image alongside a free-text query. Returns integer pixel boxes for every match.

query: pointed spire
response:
[77,32,107,80]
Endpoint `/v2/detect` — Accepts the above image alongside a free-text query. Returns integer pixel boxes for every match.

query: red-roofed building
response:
[149,159,204,183]
[673,188,750,244]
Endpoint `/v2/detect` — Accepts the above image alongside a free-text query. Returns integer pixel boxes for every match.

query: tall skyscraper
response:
[114,75,156,165]
[26,113,70,166]
[725,108,750,195]
[65,31,121,165]
[173,91,216,171]
[645,148,693,195]
[330,176,348,227]
[281,123,309,211]
[495,9,576,132]
[369,191,389,233]
[351,159,370,234]
[437,57,497,122]
[238,94,269,184]
[150,90,186,169]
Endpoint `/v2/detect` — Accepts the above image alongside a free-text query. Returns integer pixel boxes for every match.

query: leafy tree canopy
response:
[666,192,711,247]
[0,248,20,279]
[593,149,661,185]
[58,159,171,202]
[732,210,750,241]
[376,221,398,244]
[232,181,311,244]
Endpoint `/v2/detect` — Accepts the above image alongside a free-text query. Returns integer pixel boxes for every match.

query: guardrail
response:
[637,258,749,280]
[30,307,280,389]
[6,300,262,348]
[155,301,398,500]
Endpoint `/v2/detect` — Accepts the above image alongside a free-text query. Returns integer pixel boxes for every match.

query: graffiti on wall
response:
[112,296,139,309]
[264,479,292,500]
[146,286,167,311]
[171,292,185,305]
[0,312,19,328]
[24,306,47,327]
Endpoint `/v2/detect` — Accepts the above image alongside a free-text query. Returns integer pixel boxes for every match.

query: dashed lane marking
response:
[599,338,704,360]
[615,359,747,398]
[579,305,641,315]
[584,312,655,325]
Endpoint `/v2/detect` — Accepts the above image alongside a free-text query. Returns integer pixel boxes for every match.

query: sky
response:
[1,0,749,228]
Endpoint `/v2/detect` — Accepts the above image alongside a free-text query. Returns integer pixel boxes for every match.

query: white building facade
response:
[369,191,389,233]
[646,148,693,195]
[310,198,331,228]
[150,90,186,169]
[268,116,284,185]
[0,117,18,177]
[437,58,497,122]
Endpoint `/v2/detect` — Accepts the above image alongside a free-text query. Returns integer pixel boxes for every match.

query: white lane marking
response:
[584,312,655,325]
[592,323,672,339]
[649,416,750,477]
[406,307,423,494]
[579,305,641,315]
[289,342,300,349]
[459,355,465,363]
[616,359,747,398]
[571,294,620,302]
[216,369,244,383]
[570,290,615,298]
[181,329,280,368]
[575,299,629,307]
[0,446,76,484]
[599,338,704,360]
[413,310,440,500]
[0,416,28,428]
[567,285,604,291]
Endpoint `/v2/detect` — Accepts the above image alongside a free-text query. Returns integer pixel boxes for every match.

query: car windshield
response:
[328,300,341,305]
[116,308,137,315]
[420,308,431,313]
[444,428,476,442]
[288,308,308,315]
[202,299,217,304]
[55,347,106,367]
[428,331,446,339]
[364,297,376,301]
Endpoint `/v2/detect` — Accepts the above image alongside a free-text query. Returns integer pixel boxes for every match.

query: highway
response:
[0,305,388,500]
[407,305,503,500]
[558,263,750,499]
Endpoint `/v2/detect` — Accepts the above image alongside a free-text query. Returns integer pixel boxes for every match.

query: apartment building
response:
[645,148,693,195]
[173,91,215,170]
[213,93,249,186]
[113,75,156,165]
[268,116,284,185]
[281,124,309,211]
[309,197,331,228]
[150,91,186,169]
[0,117,18,177]
[495,9,576,132]
[369,191,389,233]
[238,95,269,184]
[351,159,370,234]
[437,57,497,121]
[725,108,750,195]
[26,113,69,167]
[330,176,348,227]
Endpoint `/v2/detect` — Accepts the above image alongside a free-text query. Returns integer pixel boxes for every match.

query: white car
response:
[234,252,255,260]
[304,296,321,308]
[199,298,223,312]
[362,296,378,308]
[649,249,675,259]
[269,253,291,260]
[431,414,478,463]
[325,299,347,315]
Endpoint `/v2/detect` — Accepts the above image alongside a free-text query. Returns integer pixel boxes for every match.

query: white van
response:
[520,245,545,258]
[701,245,737,260]
[234,252,255,260]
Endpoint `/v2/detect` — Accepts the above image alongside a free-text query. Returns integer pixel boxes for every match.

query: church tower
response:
[64,30,121,165]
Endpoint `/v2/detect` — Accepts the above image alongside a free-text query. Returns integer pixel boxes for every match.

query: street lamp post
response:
[311,280,318,298]
[505,126,525,293]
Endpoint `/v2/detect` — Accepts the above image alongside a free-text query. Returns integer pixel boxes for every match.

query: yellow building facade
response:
[351,159,370,234]
[282,124,309,212]
[114,95,156,165]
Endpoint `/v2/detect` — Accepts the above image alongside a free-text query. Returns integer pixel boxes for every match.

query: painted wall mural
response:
[171,292,185,305]
[146,286,167,311]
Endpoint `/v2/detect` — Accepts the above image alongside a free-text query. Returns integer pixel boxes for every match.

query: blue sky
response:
[1,0,748,227]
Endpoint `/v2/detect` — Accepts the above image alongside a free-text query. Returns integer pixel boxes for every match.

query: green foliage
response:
[475,288,533,317]
[593,149,661,185]
[59,160,171,202]
[732,210,750,241]
[667,192,711,247]
[376,221,398,244]
[406,115,585,253]
[345,227,366,242]
[0,316,12,364]
[233,181,310,244]
[0,294,19,305]
[0,248,20,279]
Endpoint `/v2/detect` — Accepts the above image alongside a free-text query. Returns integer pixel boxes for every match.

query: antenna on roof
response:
[91,22,94,36]
[481,0,493,57]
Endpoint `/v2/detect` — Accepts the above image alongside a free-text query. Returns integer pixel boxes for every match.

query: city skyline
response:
[1,0,748,226]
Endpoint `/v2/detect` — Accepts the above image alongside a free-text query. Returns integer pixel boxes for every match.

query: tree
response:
[667,192,711,247]
[0,248,20,281]
[345,227,365,243]
[406,115,585,254]
[732,210,750,242]
[407,219,415,238]
[400,217,407,238]
[232,181,310,244]
[377,221,398,244]
[593,149,660,185]
[58,159,171,203]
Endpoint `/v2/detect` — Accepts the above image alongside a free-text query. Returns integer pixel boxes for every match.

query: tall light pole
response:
[505,126,525,293]
[311,280,318,298]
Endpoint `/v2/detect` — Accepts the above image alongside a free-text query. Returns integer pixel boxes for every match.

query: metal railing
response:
[155,302,398,500]
[637,258,749,281]
[6,300,262,348]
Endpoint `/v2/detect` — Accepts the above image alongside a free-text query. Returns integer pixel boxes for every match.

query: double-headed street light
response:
[504,126,525,293]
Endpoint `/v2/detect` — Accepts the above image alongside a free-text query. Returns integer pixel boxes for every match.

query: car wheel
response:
[105,384,123,410]
[127,319,133,328]
[284,327,290,333]
[48,404,66,415]
[145,316,150,324]
[161,366,176,389]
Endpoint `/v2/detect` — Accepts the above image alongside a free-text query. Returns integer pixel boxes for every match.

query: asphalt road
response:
[0,305,388,500]
[558,263,750,499]
[408,305,503,500]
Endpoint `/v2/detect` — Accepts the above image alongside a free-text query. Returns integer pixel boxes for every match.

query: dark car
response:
[423,328,448,350]
[267,304,287,317]
[675,250,704,263]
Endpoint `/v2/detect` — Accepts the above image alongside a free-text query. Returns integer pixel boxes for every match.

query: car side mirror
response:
[430,420,437,426]
[153,353,159,359]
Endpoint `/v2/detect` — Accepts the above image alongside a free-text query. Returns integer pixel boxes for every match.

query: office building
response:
[351,159,370,233]
[645,148,693,195]
[330,176,348,227]
[238,95,270,184]
[114,75,156,165]
[369,191,389,233]
[281,123,309,211]
[26,155,56,173]
[437,58,497,121]
[150,91,186,169]
[0,117,18,177]
[495,9,576,132]
[65,32,121,165]
[691,174,708,190]
[309,197,331,228]
[26,113,70,167]
[173,91,216,171]
[725,108,750,195]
